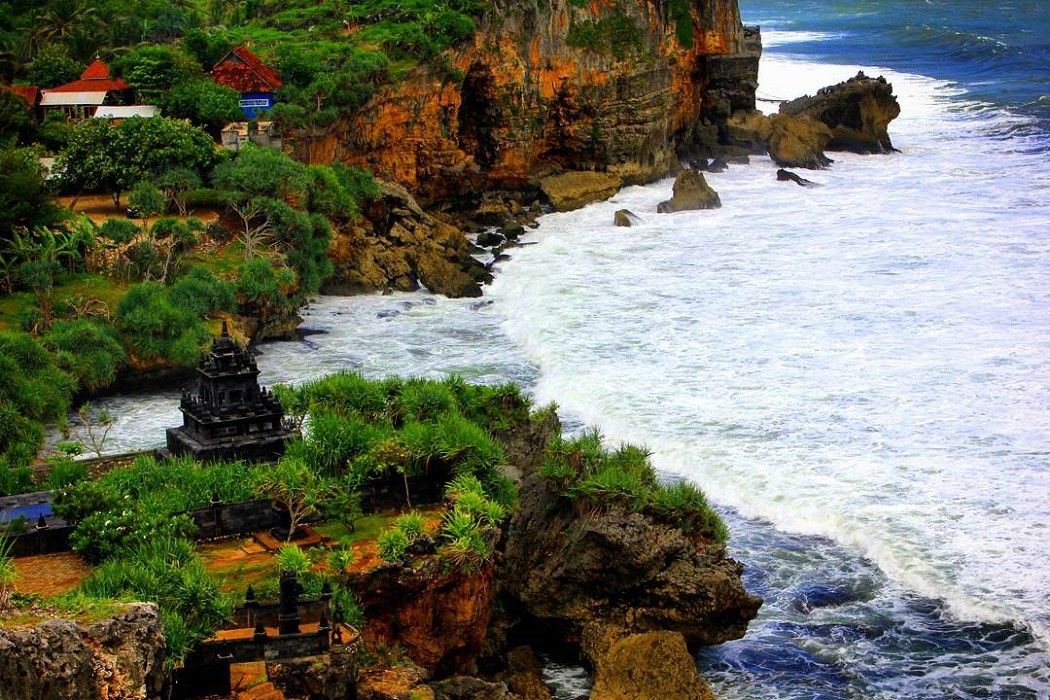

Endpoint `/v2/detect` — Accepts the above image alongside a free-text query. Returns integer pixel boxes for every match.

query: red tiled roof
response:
[2,84,40,105]
[80,58,111,80]
[46,59,130,94]
[211,46,283,93]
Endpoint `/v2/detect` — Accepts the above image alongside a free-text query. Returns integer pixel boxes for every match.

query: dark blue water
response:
[741,0,1050,138]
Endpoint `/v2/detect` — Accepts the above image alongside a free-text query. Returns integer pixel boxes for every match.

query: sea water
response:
[84,1,1049,697]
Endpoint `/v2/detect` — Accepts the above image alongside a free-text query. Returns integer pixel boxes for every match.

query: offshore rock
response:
[0,603,166,700]
[780,71,901,153]
[493,646,553,700]
[585,628,715,700]
[502,464,761,649]
[776,168,816,187]
[325,180,490,297]
[293,0,759,210]
[539,171,621,212]
[613,209,640,227]
[767,113,833,169]
[657,169,722,212]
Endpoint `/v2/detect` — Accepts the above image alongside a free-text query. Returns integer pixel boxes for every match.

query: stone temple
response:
[165,322,297,462]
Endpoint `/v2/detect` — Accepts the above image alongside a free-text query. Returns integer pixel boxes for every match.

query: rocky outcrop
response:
[585,629,715,700]
[657,169,722,212]
[776,168,816,186]
[349,555,498,676]
[780,71,900,153]
[502,464,761,650]
[266,646,358,700]
[539,172,621,212]
[325,181,491,297]
[430,676,517,700]
[0,603,166,700]
[492,647,552,700]
[292,0,760,213]
[767,113,833,169]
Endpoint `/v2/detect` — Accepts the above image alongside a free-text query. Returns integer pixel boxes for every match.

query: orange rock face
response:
[289,0,758,207]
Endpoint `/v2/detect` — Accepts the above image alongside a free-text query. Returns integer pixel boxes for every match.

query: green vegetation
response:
[540,428,729,543]
[667,0,695,47]
[566,13,644,60]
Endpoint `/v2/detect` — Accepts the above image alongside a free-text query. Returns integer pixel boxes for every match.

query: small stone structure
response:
[165,322,297,462]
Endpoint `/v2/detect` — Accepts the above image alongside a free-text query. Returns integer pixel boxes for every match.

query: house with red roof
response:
[211,46,283,119]
[40,58,133,120]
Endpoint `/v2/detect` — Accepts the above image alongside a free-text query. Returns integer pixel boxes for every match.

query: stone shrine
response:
[165,321,296,462]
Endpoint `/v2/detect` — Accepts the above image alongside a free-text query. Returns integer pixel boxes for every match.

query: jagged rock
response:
[475,230,506,247]
[267,646,358,700]
[613,209,640,227]
[493,647,553,700]
[502,456,761,648]
[539,172,622,212]
[726,108,773,153]
[776,168,816,187]
[325,180,491,297]
[780,71,900,153]
[585,628,715,700]
[0,603,166,700]
[657,170,722,213]
[767,113,833,169]
[348,555,497,676]
[429,676,517,700]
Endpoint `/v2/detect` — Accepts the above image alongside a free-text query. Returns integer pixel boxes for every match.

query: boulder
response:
[502,458,761,648]
[0,603,166,700]
[776,169,816,187]
[357,664,432,700]
[539,172,622,212]
[494,647,553,700]
[726,109,772,153]
[429,676,517,700]
[780,71,901,153]
[585,629,715,700]
[613,209,640,227]
[657,170,722,213]
[767,113,833,169]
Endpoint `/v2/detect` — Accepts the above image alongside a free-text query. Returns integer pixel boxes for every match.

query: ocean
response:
[85,0,1049,697]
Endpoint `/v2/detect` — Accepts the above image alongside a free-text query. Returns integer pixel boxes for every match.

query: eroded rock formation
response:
[780,71,900,153]
[657,168,722,212]
[0,603,166,700]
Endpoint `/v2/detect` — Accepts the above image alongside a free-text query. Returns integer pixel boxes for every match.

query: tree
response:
[211,144,308,200]
[254,456,328,541]
[128,181,165,232]
[42,318,127,393]
[0,90,34,146]
[26,44,80,88]
[111,45,201,101]
[58,117,217,206]
[154,166,201,216]
[0,148,64,243]
[162,79,241,134]
[17,259,63,330]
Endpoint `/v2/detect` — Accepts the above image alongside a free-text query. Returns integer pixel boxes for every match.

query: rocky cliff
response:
[293,0,759,211]
[0,603,166,700]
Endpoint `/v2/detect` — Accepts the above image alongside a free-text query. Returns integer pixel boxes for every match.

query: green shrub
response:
[98,218,141,245]
[396,378,457,423]
[275,544,311,576]
[331,585,364,626]
[377,527,410,561]
[115,282,209,365]
[45,457,89,491]
[169,266,236,318]
[42,319,127,394]
[70,509,197,564]
[0,459,34,497]
[567,15,644,59]
[393,511,426,540]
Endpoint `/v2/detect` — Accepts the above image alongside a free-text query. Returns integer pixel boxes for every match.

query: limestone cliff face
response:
[293,0,759,209]
[0,603,166,700]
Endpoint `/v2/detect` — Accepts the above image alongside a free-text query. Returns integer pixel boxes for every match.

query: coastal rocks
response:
[657,169,722,212]
[293,0,757,212]
[767,113,833,169]
[502,465,761,649]
[539,172,622,212]
[266,646,358,700]
[584,628,715,700]
[780,71,901,153]
[430,676,517,700]
[357,663,432,700]
[0,603,166,700]
[348,554,498,676]
[325,180,490,297]
[776,168,816,186]
[493,647,553,700]
[725,108,773,153]
[613,209,640,227]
